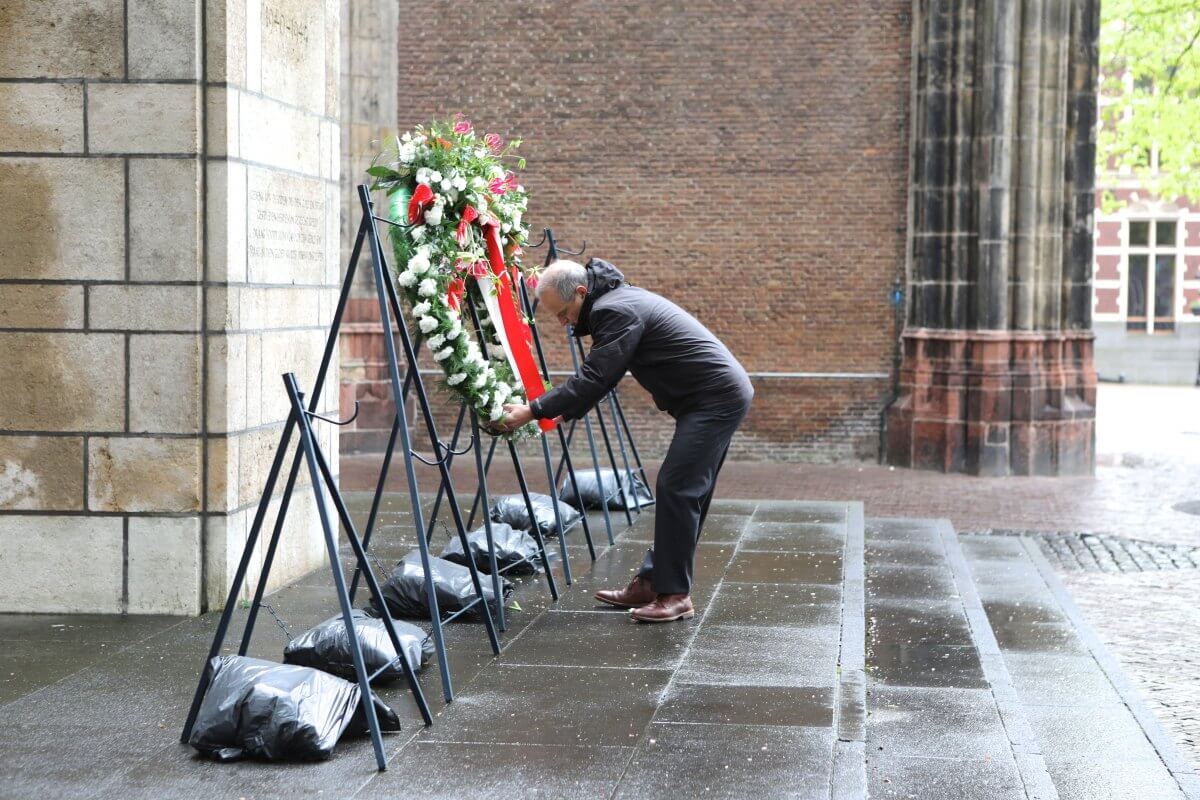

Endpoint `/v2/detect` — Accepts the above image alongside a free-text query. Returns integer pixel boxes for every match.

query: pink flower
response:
[453,114,472,134]
[488,176,508,195]
[469,261,489,278]
[526,274,539,290]
[484,133,503,154]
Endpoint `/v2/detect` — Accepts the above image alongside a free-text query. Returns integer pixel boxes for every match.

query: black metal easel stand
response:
[179,372,433,772]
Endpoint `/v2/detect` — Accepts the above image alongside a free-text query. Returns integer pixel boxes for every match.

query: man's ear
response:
[576,285,587,301]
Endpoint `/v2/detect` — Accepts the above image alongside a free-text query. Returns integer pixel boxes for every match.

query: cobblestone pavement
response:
[341,383,1200,768]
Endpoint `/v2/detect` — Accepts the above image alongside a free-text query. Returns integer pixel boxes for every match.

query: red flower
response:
[455,205,480,246]
[484,133,503,154]
[453,118,472,135]
[446,277,465,311]
[504,172,518,191]
[469,260,489,278]
[407,184,434,224]
[526,274,539,290]
[488,176,508,195]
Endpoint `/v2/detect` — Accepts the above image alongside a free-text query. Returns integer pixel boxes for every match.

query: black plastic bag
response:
[440,522,542,575]
[490,493,582,539]
[283,610,432,683]
[559,468,654,511]
[366,549,512,620]
[189,655,400,762]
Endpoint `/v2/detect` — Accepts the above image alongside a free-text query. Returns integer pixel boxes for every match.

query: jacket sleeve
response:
[530,307,644,421]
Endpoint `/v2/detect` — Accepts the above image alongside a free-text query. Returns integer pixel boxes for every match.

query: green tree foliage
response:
[1099,0,1200,209]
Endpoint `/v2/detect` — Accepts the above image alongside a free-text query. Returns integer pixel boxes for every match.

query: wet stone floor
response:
[0,493,1194,799]
[0,496,858,800]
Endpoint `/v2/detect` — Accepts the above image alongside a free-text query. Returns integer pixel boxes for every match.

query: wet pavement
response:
[1,490,1195,798]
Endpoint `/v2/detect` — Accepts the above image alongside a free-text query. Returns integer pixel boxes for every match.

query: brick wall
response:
[346,0,912,462]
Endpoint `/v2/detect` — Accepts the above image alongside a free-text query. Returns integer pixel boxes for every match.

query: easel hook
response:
[305,401,360,427]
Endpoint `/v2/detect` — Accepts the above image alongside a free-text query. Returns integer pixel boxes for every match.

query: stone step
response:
[862,517,1057,799]
[961,534,1200,800]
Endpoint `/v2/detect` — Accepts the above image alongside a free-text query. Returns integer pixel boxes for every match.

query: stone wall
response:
[0,0,341,614]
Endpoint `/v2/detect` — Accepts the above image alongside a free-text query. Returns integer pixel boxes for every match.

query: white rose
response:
[501,222,511,233]
[433,346,454,362]
[447,373,467,386]
[401,132,412,143]
[452,175,467,191]
[490,165,504,179]
[471,176,487,190]
[495,381,512,399]
[424,204,443,226]
[489,403,504,421]
[447,320,463,339]
[473,373,488,389]
[407,251,431,275]
[429,170,443,184]
[475,148,488,159]
[418,316,438,334]
[398,142,417,164]
[416,167,431,185]
[440,177,453,192]
[412,301,432,316]
[397,270,417,287]
[410,225,426,242]
[418,278,437,297]
[427,333,446,349]
[511,211,522,228]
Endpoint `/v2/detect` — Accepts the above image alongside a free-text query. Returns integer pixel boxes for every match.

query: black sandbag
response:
[440,522,542,575]
[366,549,512,620]
[283,610,432,683]
[559,468,654,511]
[490,493,582,538]
[189,655,400,763]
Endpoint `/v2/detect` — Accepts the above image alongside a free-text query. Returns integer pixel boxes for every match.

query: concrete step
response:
[962,534,1199,800]
[862,517,1057,799]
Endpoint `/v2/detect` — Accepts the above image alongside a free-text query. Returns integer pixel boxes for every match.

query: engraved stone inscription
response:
[246,169,326,284]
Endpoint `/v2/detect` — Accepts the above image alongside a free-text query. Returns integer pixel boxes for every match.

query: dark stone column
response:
[887,0,1099,476]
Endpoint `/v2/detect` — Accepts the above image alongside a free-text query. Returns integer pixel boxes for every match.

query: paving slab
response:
[963,533,1198,799]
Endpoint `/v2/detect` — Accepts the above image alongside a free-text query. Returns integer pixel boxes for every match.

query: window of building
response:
[1126,219,1178,333]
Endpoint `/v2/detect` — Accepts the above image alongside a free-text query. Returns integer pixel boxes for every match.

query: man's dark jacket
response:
[530,259,753,422]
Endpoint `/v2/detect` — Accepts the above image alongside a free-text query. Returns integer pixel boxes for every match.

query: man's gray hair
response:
[537,259,588,302]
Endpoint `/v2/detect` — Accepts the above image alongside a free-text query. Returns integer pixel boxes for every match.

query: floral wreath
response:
[370,115,542,439]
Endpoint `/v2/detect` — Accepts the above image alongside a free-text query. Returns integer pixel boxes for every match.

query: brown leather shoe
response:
[594,575,656,609]
[631,593,695,623]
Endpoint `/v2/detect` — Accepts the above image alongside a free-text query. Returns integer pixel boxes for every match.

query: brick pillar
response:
[0,0,342,614]
[886,0,1099,476]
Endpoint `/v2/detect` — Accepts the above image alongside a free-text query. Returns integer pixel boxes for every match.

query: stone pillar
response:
[886,0,1099,476]
[0,0,341,614]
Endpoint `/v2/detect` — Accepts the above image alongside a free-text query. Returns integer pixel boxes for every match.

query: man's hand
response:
[498,403,535,433]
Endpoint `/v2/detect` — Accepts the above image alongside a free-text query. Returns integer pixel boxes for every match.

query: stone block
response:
[0,1,123,78]
[205,333,248,434]
[206,434,239,512]
[0,284,85,328]
[0,333,124,431]
[259,0,327,114]
[245,167,327,285]
[0,159,124,280]
[245,333,264,427]
[88,285,202,331]
[127,516,202,614]
[205,86,240,158]
[129,158,201,281]
[258,329,326,422]
[0,515,123,613]
[205,160,248,283]
[129,334,201,433]
[0,83,84,152]
[128,0,200,79]
[0,435,84,510]
[240,95,321,174]
[87,83,200,154]
[88,436,202,512]
[205,0,247,85]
